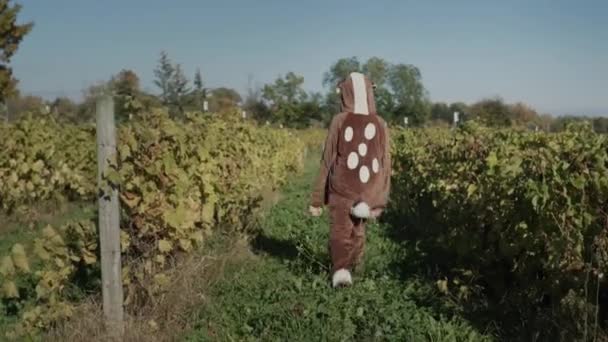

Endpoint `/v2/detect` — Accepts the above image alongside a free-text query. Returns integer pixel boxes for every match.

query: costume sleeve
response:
[310,114,342,207]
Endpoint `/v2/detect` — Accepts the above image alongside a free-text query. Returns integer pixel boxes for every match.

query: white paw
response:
[350,202,370,218]
[332,269,353,288]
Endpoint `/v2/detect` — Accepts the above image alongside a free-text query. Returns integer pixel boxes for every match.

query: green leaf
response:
[436,279,449,294]
[0,256,15,276]
[33,240,50,260]
[466,184,477,198]
[179,239,192,252]
[11,244,30,273]
[105,168,121,185]
[486,151,498,168]
[2,281,19,298]
[154,273,170,287]
[190,231,204,244]
[158,239,172,253]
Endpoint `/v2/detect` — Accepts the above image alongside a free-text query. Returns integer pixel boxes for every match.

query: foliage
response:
[0,221,99,339]
[153,50,174,106]
[169,64,190,115]
[207,87,242,113]
[259,72,326,128]
[153,51,191,117]
[0,110,305,338]
[293,128,326,152]
[322,56,361,88]
[0,0,33,104]
[49,97,78,119]
[389,63,430,125]
[111,69,143,122]
[0,117,96,214]
[389,121,608,340]
[191,68,206,112]
[468,97,512,127]
[4,93,46,121]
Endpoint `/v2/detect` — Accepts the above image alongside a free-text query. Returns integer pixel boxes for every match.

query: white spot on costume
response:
[358,143,367,157]
[347,152,359,170]
[359,166,370,183]
[344,126,353,142]
[372,158,380,173]
[364,123,376,140]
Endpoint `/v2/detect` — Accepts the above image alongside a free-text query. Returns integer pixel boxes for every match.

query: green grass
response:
[185,158,494,341]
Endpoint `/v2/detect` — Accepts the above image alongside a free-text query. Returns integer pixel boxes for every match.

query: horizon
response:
[10,0,608,116]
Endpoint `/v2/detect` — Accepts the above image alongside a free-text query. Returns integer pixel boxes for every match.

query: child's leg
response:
[350,218,366,273]
[328,202,355,274]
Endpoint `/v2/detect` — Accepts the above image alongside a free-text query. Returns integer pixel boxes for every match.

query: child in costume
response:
[309,72,391,288]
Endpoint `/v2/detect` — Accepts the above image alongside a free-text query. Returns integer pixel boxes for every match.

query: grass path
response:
[185,158,494,341]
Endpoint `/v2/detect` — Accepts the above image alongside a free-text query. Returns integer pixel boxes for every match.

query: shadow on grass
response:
[250,233,299,261]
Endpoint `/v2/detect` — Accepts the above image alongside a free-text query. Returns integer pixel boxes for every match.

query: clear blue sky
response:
[12,0,608,115]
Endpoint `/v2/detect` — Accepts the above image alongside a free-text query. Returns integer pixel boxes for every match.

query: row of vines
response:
[389,121,608,341]
[0,111,305,339]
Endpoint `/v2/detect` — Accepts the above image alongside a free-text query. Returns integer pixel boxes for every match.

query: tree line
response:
[1,0,606,132]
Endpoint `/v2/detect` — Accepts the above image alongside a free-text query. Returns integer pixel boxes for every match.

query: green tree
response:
[470,97,512,127]
[431,102,451,123]
[74,82,110,124]
[169,64,190,115]
[262,72,311,127]
[208,87,241,113]
[362,57,389,86]
[5,92,44,120]
[389,63,430,125]
[509,102,539,127]
[243,76,270,123]
[362,57,394,118]
[191,68,206,111]
[153,50,174,105]
[323,57,361,88]
[111,69,142,122]
[0,0,33,122]
[50,97,77,119]
[322,57,363,124]
[262,72,306,105]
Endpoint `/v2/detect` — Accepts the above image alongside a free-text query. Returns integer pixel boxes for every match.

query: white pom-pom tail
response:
[332,268,353,288]
[351,202,371,218]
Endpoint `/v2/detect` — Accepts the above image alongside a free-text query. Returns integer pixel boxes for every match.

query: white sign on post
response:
[453,112,460,125]
[403,117,409,125]
[203,101,209,112]
[242,111,247,119]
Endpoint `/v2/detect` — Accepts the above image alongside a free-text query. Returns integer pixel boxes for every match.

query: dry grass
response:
[46,235,255,342]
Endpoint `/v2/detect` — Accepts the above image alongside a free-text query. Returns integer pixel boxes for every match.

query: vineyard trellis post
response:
[96,94,124,339]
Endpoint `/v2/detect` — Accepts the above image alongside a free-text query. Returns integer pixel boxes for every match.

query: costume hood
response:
[337,72,377,115]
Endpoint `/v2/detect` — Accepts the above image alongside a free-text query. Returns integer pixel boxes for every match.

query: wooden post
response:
[96,95,124,339]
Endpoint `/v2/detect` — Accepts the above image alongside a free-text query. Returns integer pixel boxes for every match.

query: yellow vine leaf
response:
[179,239,192,252]
[158,239,172,253]
[190,231,204,244]
[2,281,19,298]
[154,273,170,287]
[11,244,30,273]
[0,256,15,276]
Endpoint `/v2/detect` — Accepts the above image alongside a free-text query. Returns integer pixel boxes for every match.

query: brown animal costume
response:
[311,72,391,288]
